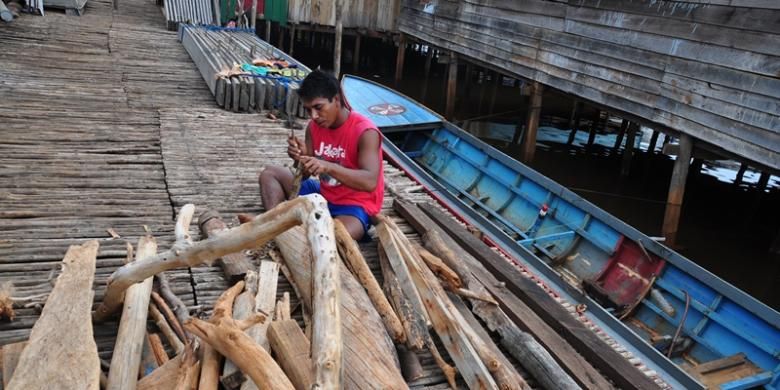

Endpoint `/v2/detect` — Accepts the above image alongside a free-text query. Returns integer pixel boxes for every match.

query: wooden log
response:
[249,0,257,29]
[138,354,184,390]
[662,134,693,247]
[174,344,201,390]
[419,204,658,390]
[108,236,158,390]
[394,200,602,389]
[334,219,405,342]
[566,100,582,145]
[222,272,258,389]
[7,241,100,390]
[275,226,405,388]
[268,319,315,390]
[198,340,223,390]
[415,245,462,289]
[184,281,294,390]
[199,209,253,283]
[149,302,185,354]
[2,342,27,388]
[613,119,630,150]
[382,221,527,390]
[150,291,187,342]
[155,273,191,337]
[522,81,543,163]
[96,196,328,320]
[148,333,170,365]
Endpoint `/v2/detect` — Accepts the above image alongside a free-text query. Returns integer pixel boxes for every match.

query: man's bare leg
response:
[259,165,295,211]
[336,215,365,241]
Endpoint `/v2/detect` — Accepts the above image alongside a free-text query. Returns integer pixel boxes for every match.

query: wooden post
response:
[489,71,500,114]
[647,130,660,153]
[288,24,295,56]
[566,100,582,145]
[613,119,629,150]
[477,69,488,113]
[352,33,361,72]
[734,163,748,186]
[394,33,406,87]
[521,81,543,164]
[213,0,221,26]
[586,113,602,150]
[333,1,343,78]
[265,20,271,42]
[249,0,257,29]
[107,236,157,390]
[445,53,458,120]
[278,25,284,50]
[462,62,473,112]
[621,122,639,177]
[662,134,693,247]
[7,242,101,390]
[757,171,771,191]
[420,46,433,103]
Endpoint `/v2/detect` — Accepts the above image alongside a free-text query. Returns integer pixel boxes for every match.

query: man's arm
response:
[299,129,381,192]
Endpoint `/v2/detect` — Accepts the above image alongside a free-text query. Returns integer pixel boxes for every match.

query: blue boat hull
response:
[342,75,780,390]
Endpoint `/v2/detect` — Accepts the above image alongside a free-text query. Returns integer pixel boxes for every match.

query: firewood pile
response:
[0,194,593,389]
[179,25,309,117]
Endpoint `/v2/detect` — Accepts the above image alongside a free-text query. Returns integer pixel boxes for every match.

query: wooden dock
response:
[0,0,670,388]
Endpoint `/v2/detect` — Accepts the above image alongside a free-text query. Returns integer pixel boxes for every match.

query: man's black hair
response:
[298,69,340,102]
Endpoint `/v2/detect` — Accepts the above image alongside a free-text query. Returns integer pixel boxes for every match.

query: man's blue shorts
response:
[299,179,372,240]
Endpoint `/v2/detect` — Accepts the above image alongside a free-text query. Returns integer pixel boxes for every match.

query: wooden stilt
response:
[421,45,433,103]
[489,71,500,114]
[734,163,748,186]
[647,129,660,153]
[757,171,771,191]
[288,24,295,56]
[521,81,543,164]
[566,100,582,145]
[662,134,693,247]
[277,25,284,50]
[445,53,458,120]
[352,33,361,72]
[394,33,406,86]
[586,113,602,150]
[770,229,780,255]
[613,119,629,150]
[249,0,257,29]
[213,0,221,26]
[462,62,473,112]
[333,3,343,78]
[691,158,704,175]
[477,69,488,113]
[620,122,639,177]
[265,20,271,42]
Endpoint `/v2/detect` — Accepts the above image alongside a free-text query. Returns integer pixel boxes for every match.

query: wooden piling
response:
[333,1,343,78]
[613,119,629,150]
[353,34,361,72]
[662,134,693,247]
[566,100,582,145]
[620,122,639,177]
[421,46,433,103]
[289,24,295,56]
[521,81,542,164]
[265,20,271,42]
[250,0,257,29]
[394,33,406,86]
[277,25,284,49]
[734,163,748,186]
[445,53,458,120]
[647,130,660,153]
[488,71,500,114]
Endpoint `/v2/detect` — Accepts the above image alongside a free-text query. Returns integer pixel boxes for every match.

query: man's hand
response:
[287,135,306,161]
[299,156,333,176]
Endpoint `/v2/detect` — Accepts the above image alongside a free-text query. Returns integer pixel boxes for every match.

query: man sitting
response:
[258,70,384,241]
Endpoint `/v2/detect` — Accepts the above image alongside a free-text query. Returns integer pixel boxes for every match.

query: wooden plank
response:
[420,206,660,390]
[268,319,315,390]
[7,241,100,390]
[1,342,27,388]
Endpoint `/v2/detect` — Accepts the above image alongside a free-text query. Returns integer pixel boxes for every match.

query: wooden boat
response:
[342,75,780,390]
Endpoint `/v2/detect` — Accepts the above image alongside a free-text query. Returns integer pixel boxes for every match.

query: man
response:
[259,70,384,241]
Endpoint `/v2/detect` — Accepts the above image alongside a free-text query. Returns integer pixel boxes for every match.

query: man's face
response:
[303,95,341,129]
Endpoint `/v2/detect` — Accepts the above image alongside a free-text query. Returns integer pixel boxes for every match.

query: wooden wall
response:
[287,0,401,32]
[398,0,780,170]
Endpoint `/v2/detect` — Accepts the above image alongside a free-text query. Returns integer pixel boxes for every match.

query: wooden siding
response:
[287,0,401,31]
[398,0,780,170]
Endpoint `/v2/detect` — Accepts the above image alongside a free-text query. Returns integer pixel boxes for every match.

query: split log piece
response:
[149,302,185,354]
[108,236,158,390]
[378,242,427,351]
[268,319,315,390]
[183,281,294,390]
[138,353,184,390]
[7,241,100,390]
[151,291,187,342]
[2,342,27,388]
[415,245,462,289]
[276,291,291,321]
[148,333,170,365]
[334,219,405,343]
[222,271,258,389]
[198,209,254,283]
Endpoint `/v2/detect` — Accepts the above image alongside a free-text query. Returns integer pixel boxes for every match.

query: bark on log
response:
[7,241,100,390]
[138,354,183,390]
[1,342,26,388]
[199,209,254,283]
[335,219,405,343]
[184,281,294,390]
[275,226,406,389]
[108,236,157,390]
[268,319,315,390]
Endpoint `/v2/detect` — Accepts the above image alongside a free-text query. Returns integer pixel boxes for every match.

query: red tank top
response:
[309,111,384,215]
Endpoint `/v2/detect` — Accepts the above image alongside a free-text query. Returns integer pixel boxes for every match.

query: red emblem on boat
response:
[368,103,406,116]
